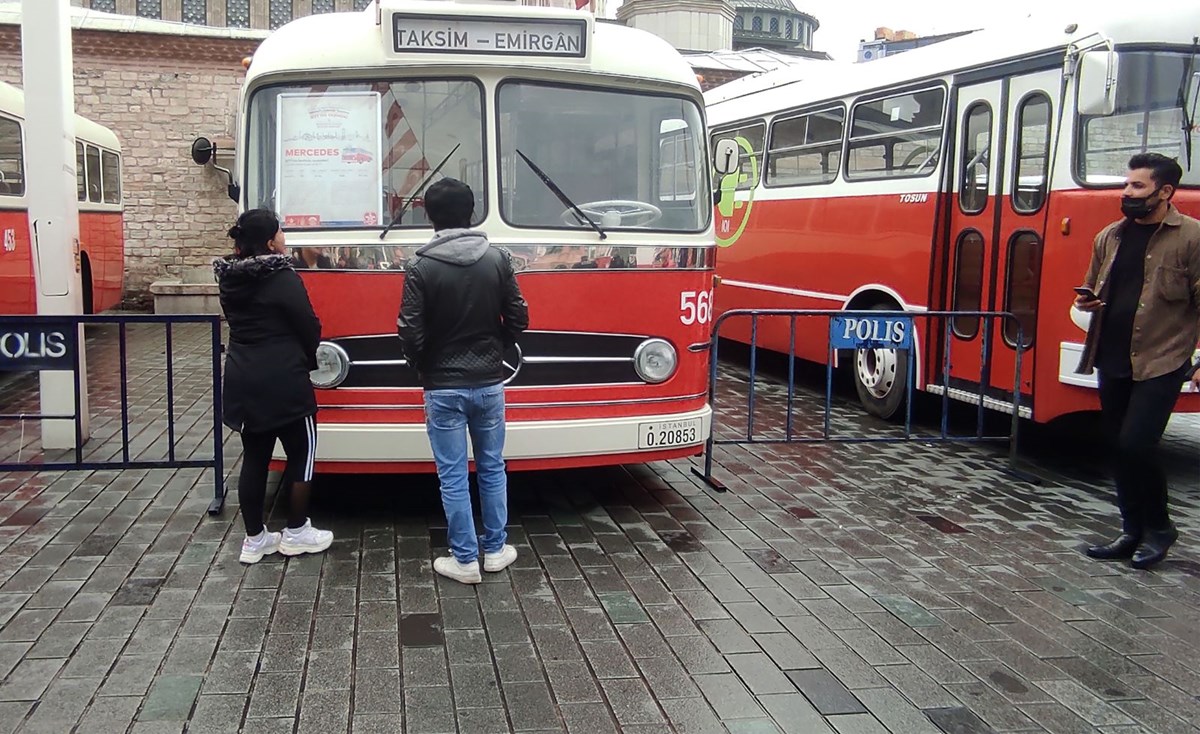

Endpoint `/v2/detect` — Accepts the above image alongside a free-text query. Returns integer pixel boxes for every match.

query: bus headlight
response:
[310,342,349,388]
[634,338,677,384]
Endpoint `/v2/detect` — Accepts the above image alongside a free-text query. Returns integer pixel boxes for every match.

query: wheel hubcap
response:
[856,347,898,400]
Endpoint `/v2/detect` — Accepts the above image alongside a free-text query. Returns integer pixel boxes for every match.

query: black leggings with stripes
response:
[238,414,316,537]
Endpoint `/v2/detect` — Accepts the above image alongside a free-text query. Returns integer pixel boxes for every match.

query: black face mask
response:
[1121,187,1162,220]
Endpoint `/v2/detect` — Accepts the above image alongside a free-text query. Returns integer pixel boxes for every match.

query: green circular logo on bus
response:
[714,136,757,248]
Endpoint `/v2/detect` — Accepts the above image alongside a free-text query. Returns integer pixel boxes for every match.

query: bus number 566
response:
[680,290,713,325]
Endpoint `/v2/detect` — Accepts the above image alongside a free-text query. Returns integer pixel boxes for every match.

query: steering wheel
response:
[560,200,663,228]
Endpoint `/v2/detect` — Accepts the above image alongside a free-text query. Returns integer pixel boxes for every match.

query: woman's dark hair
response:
[228,209,281,257]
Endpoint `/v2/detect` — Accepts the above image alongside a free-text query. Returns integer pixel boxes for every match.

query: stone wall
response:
[0,23,260,309]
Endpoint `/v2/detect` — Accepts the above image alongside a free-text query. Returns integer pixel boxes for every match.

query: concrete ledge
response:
[151,267,220,315]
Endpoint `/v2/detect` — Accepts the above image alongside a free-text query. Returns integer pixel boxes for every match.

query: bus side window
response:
[766,106,844,186]
[0,117,25,197]
[847,88,946,180]
[1013,94,1052,214]
[101,150,121,204]
[85,145,102,203]
[76,142,87,202]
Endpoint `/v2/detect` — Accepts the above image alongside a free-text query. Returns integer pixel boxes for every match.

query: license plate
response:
[638,419,702,450]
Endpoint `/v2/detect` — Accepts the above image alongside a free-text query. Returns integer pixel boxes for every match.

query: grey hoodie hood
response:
[416,228,490,266]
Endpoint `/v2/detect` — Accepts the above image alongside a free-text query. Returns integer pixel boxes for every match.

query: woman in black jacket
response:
[214,209,333,564]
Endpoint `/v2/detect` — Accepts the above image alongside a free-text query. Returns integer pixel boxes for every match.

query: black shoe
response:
[1086,533,1140,560]
[1131,527,1179,570]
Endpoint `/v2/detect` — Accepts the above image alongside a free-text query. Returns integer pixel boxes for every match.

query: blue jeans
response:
[423,383,509,563]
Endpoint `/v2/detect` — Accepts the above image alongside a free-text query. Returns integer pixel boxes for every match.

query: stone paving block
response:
[355,630,400,670]
[200,653,258,697]
[75,695,142,734]
[725,720,785,733]
[1019,701,1102,734]
[856,688,942,734]
[827,713,891,734]
[581,639,638,679]
[600,677,666,727]
[354,667,401,714]
[786,668,868,715]
[879,663,963,709]
[727,652,795,695]
[759,692,836,734]
[667,634,730,675]
[138,674,202,721]
[923,706,995,733]
[297,689,351,734]
[637,655,702,700]
[98,653,161,697]
[307,648,354,690]
[246,672,302,719]
[810,645,887,690]
[753,631,821,670]
[403,646,450,688]
[545,660,602,705]
[447,663,503,710]
[456,707,512,734]
[560,702,619,734]
[942,681,1037,730]
[494,643,549,683]
[661,696,726,733]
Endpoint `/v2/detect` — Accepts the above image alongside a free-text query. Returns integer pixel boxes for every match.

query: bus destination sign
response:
[391,14,587,58]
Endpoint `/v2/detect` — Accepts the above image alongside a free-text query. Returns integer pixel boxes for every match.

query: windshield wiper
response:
[379,143,461,240]
[515,149,606,240]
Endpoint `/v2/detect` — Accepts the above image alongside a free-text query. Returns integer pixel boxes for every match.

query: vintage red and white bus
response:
[199,0,717,472]
[707,7,1200,423]
[0,81,124,315]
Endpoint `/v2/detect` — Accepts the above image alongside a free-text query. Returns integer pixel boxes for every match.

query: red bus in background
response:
[706,6,1199,424]
[0,81,124,315]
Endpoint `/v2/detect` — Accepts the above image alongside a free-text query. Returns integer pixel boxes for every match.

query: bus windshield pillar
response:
[21,0,90,448]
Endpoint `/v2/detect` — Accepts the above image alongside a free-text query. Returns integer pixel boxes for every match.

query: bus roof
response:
[707,5,1200,120]
[0,80,121,151]
[245,1,701,94]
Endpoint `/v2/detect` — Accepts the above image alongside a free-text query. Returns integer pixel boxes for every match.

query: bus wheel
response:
[80,257,94,315]
[852,306,908,420]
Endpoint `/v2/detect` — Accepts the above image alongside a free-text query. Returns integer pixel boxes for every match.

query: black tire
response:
[80,257,94,315]
[851,302,909,420]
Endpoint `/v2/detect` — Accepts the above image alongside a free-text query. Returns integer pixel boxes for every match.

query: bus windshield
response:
[1077,50,1198,185]
[498,82,709,233]
[245,79,486,229]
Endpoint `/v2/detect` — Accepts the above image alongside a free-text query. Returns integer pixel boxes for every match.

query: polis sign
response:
[829,315,914,351]
[0,322,77,371]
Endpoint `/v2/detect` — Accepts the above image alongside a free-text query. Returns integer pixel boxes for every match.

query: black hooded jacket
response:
[397,228,529,389]
[213,254,321,433]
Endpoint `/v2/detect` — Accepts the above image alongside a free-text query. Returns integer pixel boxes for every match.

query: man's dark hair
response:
[424,178,474,230]
[1129,152,1183,190]
[227,208,280,257]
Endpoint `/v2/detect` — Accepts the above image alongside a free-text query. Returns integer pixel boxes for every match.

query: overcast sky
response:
[607,0,1108,62]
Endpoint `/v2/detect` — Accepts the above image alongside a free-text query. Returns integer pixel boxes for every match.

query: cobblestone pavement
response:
[0,323,1195,733]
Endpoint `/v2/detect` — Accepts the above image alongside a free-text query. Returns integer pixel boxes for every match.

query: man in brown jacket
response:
[1075,152,1200,570]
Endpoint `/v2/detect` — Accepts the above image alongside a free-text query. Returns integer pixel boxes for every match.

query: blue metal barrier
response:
[0,314,227,515]
[693,309,1038,492]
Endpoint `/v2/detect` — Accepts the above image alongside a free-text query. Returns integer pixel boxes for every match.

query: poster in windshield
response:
[276,91,383,228]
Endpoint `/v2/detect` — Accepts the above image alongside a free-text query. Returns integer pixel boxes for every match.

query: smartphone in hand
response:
[1073,286,1099,300]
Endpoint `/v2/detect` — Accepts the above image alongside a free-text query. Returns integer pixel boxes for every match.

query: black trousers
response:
[1097,365,1187,534]
[238,415,316,536]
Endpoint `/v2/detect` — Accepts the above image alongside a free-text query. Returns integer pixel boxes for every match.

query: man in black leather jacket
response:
[398,178,529,584]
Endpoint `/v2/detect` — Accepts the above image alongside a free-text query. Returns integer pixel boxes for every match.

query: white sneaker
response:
[483,544,518,573]
[279,519,333,557]
[239,530,281,564]
[433,555,482,584]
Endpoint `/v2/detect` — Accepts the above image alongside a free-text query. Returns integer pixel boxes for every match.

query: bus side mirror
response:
[190,136,241,204]
[713,138,740,176]
[1077,50,1119,116]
